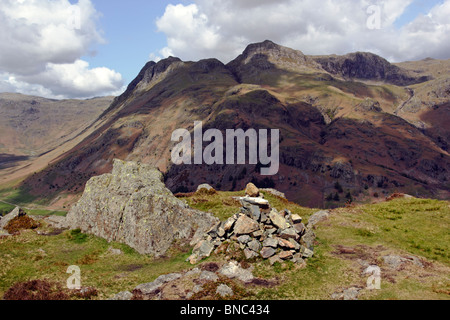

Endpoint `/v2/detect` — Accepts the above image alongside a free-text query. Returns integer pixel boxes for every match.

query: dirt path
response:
[394,87,415,115]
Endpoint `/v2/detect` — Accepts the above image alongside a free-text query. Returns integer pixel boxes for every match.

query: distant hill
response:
[0,93,113,183]
[10,40,450,208]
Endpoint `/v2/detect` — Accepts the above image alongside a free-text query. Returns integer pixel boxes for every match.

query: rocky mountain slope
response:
[0,93,113,183]
[15,40,450,208]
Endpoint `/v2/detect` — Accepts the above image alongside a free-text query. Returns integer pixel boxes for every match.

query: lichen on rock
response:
[66,159,219,257]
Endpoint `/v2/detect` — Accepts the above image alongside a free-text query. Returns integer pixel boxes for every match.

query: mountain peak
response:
[311,52,430,85]
[226,40,320,83]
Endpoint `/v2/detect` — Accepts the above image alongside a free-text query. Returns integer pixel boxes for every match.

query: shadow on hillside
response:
[0,154,29,170]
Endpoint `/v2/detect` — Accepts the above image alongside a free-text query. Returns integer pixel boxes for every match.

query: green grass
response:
[0,186,37,206]
[0,228,193,300]
[359,198,450,263]
[1,190,448,300]
[26,209,67,217]
[180,190,316,222]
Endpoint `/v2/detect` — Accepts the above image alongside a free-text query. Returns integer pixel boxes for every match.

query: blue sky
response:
[394,0,443,27]
[0,0,449,99]
[85,0,448,85]
[82,0,169,84]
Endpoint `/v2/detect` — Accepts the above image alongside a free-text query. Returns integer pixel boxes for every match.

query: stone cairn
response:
[188,183,316,265]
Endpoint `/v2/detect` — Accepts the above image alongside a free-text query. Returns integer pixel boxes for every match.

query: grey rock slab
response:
[216,284,234,298]
[269,210,289,230]
[65,159,219,258]
[291,214,303,224]
[237,235,251,244]
[301,229,316,250]
[280,228,299,240]
[234,215,260,236]
[244,248,259,260]
[248,239,262,252]
[260,247,277,259]
[197,184,215,192]
[239,196,269,207]
[135,273,183,294]
[263,238,278,248]
[223,216,237,232]
[307,210,330,229]
[199,271,219,282]
[219,261,254,282]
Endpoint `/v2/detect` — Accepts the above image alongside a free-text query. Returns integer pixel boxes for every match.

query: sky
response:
[0,0,449,100]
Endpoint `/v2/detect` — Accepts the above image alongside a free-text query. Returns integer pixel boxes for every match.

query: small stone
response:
[291,214,303,224]
[234,215,260,236]
[278,238,296,250]
[343,287,361,300]
[289,239,301,251]
[264,228,277,236]
[247,239,262,252]
[269,255,282,266]
[244,248,259,260]
[260,212,268,223]
[219,261,254,282]
[293,223,305,235]
[216,284,234,298]
[197,184,215,192]
[135,273,182,294]
[223,217,237,232]
[307,210,330,229]
[260,247,277,259]
[302,247,314,259]
[245,183,260,197]
[301,229,316,250]
[108,247,123,255]
[238,235,251,244]
[199,271,219,282]
[217,227,225,238]
[292,253,306,265]
[207,222,221,238]
[279,251,293,260]
[269,210,289,230]
[249,205,261,221]
[280,228,299,240]
[263,238,278,248]
[187,285,203,299]
[240,197,269,206]
[189,240,215,264]
[252,230,264,238]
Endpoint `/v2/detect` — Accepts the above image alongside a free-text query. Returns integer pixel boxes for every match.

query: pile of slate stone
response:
[188,184,316,265]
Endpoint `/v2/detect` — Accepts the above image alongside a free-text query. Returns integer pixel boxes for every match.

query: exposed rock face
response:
[66,159,219,257]
[312,52,429,86]
[187,195,320,265]
[355,98,382,113]
[227,40,321,82]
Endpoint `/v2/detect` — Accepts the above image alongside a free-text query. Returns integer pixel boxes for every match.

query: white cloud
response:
[0,0,124,99]
[152,0,450,64]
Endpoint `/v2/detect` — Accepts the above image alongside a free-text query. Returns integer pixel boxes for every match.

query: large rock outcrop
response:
[66,159,219,257]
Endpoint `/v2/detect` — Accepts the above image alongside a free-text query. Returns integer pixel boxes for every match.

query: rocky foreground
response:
[188,183,329,266]
[61,160,329,299]
[65,159,219,257]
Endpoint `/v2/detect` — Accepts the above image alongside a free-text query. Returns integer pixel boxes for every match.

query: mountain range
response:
[2,40,449,208]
